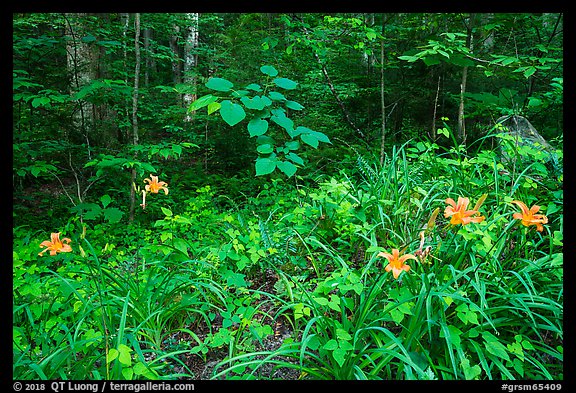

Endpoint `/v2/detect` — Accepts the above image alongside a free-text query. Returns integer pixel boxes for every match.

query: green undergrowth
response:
[13,135,563,380]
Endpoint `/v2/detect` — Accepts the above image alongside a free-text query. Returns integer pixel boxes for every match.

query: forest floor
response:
[164,269,302,380]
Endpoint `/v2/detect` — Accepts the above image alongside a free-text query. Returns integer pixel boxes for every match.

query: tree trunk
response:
[431,75,441,141]
[143,27,154,87]
[298,18,366,140]
[184,13,199,122]
[457,13,476,145]
[169,23,182,94]
[120,13,130,145]
[129,13,141,223]
[379,19,386,166]
[481,13,494,53]
[65,12,95,158]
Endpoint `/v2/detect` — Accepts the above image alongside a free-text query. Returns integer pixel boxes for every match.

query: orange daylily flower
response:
[511,200,548,232]
[378,248,417,279]
[38,232,72,256]
[144,174,169,195]
[444,196,485,226]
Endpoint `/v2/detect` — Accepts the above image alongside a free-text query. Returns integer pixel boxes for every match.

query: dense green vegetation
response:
[13,13,563,380]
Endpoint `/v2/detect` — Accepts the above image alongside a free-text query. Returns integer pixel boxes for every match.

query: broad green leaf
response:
[161,207,173,217]
[288,126,309,138]
[260,65,279,77]
[220,100,246,126]
[285,141,300,150]
[328,294,341,312]
[271,113,294,132]
[274,77,298,90]
[30,166,42,177]
[285,100,304,110]
[313,296,329,306]
[118,344,132,367]
[268,91,286,101]
[323,339,338,350]
[501,57,517,66]
[207,101,221,115]
[294,303,310,320]
[188,94,217,112]
[205,77,233,92]
[438,49,450,58]
[461,358,482,380]
[83,205,102,221]
[339,340,354,351]
[31,96,50,108]
[524,66,537,78]
[257,144,274,154]
[398,55,418,62]
[103,208,123,224]
[398,301,415,315]
[255,157,277,176]
[336,328,352,341]
[122,367,133,380]
[456,303,478,325]
[286,152,304,165]
[106,348,119,364]
[440,325,463,350]
[223,269,248,287]
[521,340,535,350]
[300,133,319,148]
[311,130,330,143]
[173,237,189,256]
[306,335,320,350]
[332,348,347,367]
[437,127,450,138]
[241,96,269,110]
[277,161,297,177]
[171,144,183,156]
[133,362,148,376]
[100,194,112,208]
[245,83,262,91]
[390,308,405,324]
[482,331,510,362]
[507,341,525,361]
[248,118,269,137]
[231,89,250,98]
[512,358,525,378]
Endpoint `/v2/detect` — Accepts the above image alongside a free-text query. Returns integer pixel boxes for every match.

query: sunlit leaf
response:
[220,100,246,126]
[205,77,233,92]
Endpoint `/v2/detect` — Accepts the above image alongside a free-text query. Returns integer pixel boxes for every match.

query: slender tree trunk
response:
[129,13,141,223]
[169,23,182,101]
[120,13,130,145]
[431,75,440,141]
[143,27,153,87]
[297,18,366,140]
[65,12,94,158]
[457,67,468,144]
[457,13,476,145]
[379,22,387,166]
[481,13,495,52]
[184,13,199,122]
[320,60,366,139]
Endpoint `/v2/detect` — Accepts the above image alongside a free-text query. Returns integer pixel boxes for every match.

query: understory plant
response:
[13,135,562,380]
[209,138,562,380]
